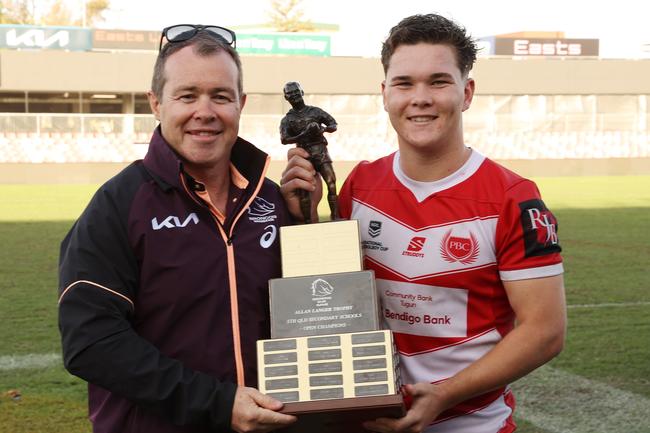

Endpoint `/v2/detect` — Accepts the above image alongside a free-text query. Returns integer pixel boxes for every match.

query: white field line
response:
[513,365,650,433]
[0,353,61,371]
[0,300,648,372]
[6,354,647,433]
[567,301,650,309]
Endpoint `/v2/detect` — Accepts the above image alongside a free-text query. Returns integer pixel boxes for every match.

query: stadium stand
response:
[1,26,650,178]
[1,111,648,163]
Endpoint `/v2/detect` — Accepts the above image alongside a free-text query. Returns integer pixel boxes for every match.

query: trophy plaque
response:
[269,270,380,339]
[257,330,404,433]
[279,220,362,278]
[260,220,404,432]
[258,330,401,402]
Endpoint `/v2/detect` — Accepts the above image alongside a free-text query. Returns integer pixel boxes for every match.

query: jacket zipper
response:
[179,157,270,386]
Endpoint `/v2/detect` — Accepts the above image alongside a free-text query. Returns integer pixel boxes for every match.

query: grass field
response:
[1,176,649,432]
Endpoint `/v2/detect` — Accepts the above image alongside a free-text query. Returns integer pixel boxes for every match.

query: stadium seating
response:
[1,123,649,163]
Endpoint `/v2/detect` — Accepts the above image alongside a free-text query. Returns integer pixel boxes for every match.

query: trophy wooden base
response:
[279,394,405,433]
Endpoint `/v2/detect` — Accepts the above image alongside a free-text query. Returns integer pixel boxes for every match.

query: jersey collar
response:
[392,148,486,202]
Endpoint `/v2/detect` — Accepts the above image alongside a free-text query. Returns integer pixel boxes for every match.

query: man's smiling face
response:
[148,45,246,172]
[382,42,474,156]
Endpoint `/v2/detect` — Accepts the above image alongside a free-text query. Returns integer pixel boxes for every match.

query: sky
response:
[95,0,649,58]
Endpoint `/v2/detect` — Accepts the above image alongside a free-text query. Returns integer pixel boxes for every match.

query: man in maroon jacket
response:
[58,25,296,433]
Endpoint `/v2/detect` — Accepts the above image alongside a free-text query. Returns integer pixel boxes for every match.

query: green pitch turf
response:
[1,176,649,433]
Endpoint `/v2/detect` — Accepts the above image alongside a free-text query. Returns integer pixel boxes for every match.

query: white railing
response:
[0,113,158,135]
[1,113,649,162]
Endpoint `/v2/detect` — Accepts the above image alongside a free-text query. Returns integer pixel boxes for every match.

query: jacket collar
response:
[142,126,269,193]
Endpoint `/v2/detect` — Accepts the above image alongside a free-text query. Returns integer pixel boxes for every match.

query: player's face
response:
[284,87,303,105]
[148,46,246,174]
[382,43,474,156]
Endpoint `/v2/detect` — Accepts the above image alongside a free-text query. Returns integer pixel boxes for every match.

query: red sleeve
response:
[495,179,563,281]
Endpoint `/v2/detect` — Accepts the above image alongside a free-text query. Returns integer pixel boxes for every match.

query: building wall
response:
[3,50,650,95]
[2,51,649,181]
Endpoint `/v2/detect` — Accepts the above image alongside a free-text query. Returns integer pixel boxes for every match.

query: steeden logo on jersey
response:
[440,230,480,264]
[401,236,427,258]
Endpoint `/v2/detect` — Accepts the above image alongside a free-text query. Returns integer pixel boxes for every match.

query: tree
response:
[40,0,73,25]
[84,0,109,27]
[0,0,37,24]
[0,0,109,26]
[267,0,315,32]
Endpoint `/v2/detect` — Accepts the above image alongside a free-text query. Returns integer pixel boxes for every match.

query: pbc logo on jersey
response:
[440,230,480,264]
[368,221,382,238]
[402,236,426,258]
[519,199,561,257]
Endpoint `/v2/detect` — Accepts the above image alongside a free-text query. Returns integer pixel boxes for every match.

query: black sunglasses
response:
[159,24,236,51]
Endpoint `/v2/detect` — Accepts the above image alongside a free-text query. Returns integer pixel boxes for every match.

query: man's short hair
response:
[283,81,303,96]
[151,31,243,99]
[381,14,478,78]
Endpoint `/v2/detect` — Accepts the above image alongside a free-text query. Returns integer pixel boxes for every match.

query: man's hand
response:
[231,387,296,433]
[362,383,448,433]
[280,147,322,223]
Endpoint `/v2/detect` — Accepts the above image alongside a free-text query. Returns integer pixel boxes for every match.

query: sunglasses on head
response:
[159,24,236,51]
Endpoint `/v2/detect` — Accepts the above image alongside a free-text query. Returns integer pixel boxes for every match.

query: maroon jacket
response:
[58,128,291,432]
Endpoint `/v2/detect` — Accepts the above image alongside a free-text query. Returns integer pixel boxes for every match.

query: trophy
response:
[261,83,404,432]
[257,219,405,433]
[280,81,339,223]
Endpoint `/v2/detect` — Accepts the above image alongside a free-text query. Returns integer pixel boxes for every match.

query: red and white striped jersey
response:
[338,149,563,433]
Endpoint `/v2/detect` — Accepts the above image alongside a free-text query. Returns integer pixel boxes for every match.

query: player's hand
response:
[306,122,322,134]
[280,147,322,223]
[362,384,447,433]
[231,386,296,433]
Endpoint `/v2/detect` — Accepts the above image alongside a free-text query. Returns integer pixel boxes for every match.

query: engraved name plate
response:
[257,330,401,403]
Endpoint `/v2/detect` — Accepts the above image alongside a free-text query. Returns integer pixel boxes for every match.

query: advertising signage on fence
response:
[93,29,159,50]
[237,34,331,56]
[0,25,92,51]
[94,31,331,55]
[0,25,332,56]
[493,37,599,56]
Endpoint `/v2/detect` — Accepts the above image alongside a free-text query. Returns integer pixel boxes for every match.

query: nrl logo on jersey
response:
[368,220,382,238]
[248,197,277,223]
[362,221,389,251]
[440,230,480,264]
